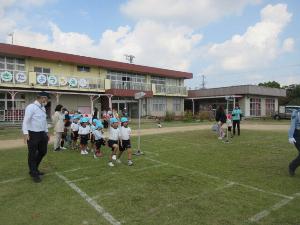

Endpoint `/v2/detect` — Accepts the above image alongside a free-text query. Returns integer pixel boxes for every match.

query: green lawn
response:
[0,129,299,225]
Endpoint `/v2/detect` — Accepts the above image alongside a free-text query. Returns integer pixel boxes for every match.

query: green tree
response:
[258,81,281,88]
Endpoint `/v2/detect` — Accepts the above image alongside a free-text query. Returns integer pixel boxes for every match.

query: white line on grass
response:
[248,197,295,223]
[0,177,25,184]
[56,172,121,225]
[143,157,293,200]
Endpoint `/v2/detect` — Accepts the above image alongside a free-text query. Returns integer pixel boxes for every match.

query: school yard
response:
[1,121,299,225]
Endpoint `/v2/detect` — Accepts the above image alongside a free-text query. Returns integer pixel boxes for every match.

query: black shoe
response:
[54,148,61,151]
[32,175,42,183]
[37,170,45,176]
[289,167,295,177]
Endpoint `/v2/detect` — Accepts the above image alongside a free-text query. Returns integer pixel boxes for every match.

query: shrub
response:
[165,111,175,121]
[183,111,194,122]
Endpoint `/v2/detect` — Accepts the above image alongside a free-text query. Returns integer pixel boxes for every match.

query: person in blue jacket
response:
[231,104,243,136]
[288,109,300,176]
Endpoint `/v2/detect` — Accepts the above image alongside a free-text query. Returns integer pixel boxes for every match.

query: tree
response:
[279,84,300,105]
[258,81,281,88]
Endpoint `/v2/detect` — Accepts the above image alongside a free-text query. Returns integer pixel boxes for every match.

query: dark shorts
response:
[95,138,106,149]
[120,140,131,151]
[80,135,89,145]
[228,126,232,132]
[108,140,118,150]
[71,131,79,141]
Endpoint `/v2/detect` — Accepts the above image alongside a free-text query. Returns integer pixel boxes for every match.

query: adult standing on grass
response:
[22,91,50,183]
[52,104,65,151]
[215,106,227,139]
[232,104,242,136]
[288,108,300,176]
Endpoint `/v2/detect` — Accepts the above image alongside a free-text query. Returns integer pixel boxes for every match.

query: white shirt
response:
[109,127,120,141]
[120,126,131,140]
[93,129,103,140]
[52,111,65,132]
[71,122,79,131]
[78,125,91,135]
[226,119,232,127]
[22,100,48,135]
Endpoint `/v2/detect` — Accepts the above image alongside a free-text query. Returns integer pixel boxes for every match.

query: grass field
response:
[0,129,299,225]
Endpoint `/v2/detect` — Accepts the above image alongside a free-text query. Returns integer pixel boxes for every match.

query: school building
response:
[185,85,286,118]
[0,43,192,122]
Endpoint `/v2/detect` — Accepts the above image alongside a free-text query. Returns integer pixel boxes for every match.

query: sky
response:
[0,0,299,88]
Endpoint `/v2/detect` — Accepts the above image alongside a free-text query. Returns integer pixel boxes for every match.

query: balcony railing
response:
[155,84,187,95]
[111,80,151,91]
[0,70,29,85]
[34,73,105,90]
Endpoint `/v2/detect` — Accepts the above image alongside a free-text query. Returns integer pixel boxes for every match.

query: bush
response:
[183,111,194,122]
[165,111,175,121]
[198,111,210,121]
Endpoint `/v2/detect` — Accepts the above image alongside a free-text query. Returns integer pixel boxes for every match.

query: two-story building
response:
[0,43,192,122]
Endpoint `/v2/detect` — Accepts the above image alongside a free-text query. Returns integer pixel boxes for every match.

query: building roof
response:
[188,85,286,98]
[0,43,192,79]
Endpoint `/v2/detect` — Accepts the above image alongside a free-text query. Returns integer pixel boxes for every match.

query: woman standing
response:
[288,109,300,176]
[52,104,65,151]
[215,106,227,140]
[232,104,243,136]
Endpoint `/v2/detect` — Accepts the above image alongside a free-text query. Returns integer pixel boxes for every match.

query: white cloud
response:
[121,0,261,28]
[282,38,294,52]
[205,4,292,72]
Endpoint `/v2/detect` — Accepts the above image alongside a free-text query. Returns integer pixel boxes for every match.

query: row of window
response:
[250,98,275,116]
[151,97,182,112]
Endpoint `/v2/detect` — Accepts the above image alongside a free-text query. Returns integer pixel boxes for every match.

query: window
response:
[77,65,90,72]
[0,56,25,73]
[173,98,182,111]
[265,99,275,116]
[151,76,166,85]
[250,98,261,116]
[34,67,50,74]
[152,97,166,112]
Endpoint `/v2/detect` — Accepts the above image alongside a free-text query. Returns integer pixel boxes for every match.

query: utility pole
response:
[124,54,135,64]
[200,74,206,89]
[8,32,14,44]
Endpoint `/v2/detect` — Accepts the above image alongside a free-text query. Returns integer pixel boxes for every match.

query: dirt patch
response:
[0,124,289,150]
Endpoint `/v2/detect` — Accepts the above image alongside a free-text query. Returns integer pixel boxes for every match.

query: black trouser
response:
[233,120,240,135]
[289,129,300,172]
[27,131,48,176]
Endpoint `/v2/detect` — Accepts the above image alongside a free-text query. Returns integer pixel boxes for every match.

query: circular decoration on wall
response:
[1,71,13,82]
[15,72,27,83]
[68,77,78,87]
[48,75,58,85]
[79,78,88,88]
[59,77,67,86]
[37,74,47,85]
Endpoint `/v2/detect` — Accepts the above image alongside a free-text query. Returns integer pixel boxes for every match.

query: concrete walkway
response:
[0,124,289,150]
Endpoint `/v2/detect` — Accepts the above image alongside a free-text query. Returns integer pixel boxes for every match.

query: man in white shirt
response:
[22,91,50,183]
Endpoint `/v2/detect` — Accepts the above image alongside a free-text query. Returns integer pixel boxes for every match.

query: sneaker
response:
[128,160,133,166]
[93,154,98,159]
[116,159,122,164]
[61,147,67,150]
[112,155,117,160]
[289,166,295,177]
[54,148,61,151]
[218,137,223,140]
[81,151,86,155]
[108,162,114,167]
[84,150,89,154]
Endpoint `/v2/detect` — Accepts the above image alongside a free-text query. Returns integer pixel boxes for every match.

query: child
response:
[90,119,98,153]
[117,117,133,166]
[107,117,121,167]
[71,117,80,150]
[226,114,233,138]
[78,117,90,155]
[93,123,105,158]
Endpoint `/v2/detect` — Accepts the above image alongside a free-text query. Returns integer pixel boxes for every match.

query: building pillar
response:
[8,91,18,124]
[192,99,195,116]
[55,93,61,104]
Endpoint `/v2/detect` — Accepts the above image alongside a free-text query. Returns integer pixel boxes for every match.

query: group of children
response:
[69,115,133,167]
